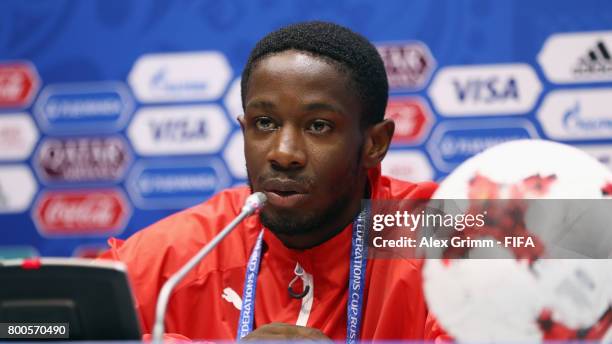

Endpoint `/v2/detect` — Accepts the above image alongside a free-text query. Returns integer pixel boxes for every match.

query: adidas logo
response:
[573,40,612,75]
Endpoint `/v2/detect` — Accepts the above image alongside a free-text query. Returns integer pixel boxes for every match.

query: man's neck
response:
[273,205,360,250]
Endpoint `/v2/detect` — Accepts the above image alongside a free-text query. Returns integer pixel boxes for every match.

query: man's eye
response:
[254,117,277,131]
[308,120,333,134]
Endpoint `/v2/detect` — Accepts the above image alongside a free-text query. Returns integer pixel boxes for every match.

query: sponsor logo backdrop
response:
[0,0,610,257]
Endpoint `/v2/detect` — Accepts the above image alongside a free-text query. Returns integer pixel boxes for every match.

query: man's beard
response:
[258,183,355,236]
[247,143,364,237]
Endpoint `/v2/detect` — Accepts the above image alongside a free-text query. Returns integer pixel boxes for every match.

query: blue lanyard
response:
[237,230,264,339]
[237,207,370,342]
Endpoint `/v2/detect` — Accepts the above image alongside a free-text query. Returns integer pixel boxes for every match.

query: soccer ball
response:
[422,139,612,342]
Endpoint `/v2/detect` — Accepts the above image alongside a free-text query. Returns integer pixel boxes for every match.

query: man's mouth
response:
[261,179,310,208]
[271,190,299,197]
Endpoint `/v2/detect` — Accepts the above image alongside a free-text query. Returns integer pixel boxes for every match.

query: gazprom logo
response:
[427,119,538,172]
[562,101,612,132]
[538,88,612,140]
[150,67,208,93]
[128,51,232,103]
[34,82,133,134]
[127,159,230,209]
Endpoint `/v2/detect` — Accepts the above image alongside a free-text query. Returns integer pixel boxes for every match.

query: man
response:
[101,21,445,341]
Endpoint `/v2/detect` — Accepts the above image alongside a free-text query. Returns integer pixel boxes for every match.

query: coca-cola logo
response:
[36,136,130,183]
[0,62,40,108]
[33,189,130,236]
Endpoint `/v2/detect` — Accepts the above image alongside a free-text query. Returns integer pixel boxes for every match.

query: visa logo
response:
[129,105,230,156]
[150,119,207,141]
[428,64,541,116]
[453,77,518,103]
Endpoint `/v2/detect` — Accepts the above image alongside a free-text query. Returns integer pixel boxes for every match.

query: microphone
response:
[152,192,267,344]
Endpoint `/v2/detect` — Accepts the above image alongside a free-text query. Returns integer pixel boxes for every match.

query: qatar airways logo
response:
[35,136,131,183]
[537,88,612,140]
[376,41,436,91]
[128,51,232,103]
[33,189,130,237]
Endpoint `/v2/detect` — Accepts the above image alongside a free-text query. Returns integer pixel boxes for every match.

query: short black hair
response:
[241,21,389,127]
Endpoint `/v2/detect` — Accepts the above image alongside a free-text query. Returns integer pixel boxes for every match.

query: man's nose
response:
[267,125,306,170]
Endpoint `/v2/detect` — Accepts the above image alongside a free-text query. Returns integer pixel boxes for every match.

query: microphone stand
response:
[152,192,267,344]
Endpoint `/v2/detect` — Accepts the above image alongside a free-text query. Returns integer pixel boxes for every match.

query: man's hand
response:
[241,323,332,342]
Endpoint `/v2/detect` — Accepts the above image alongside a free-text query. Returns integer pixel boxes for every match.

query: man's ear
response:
[237,115,245,132]
[362,119,394,169]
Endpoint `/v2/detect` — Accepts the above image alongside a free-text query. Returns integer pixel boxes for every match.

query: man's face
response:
[241,50,366,237]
